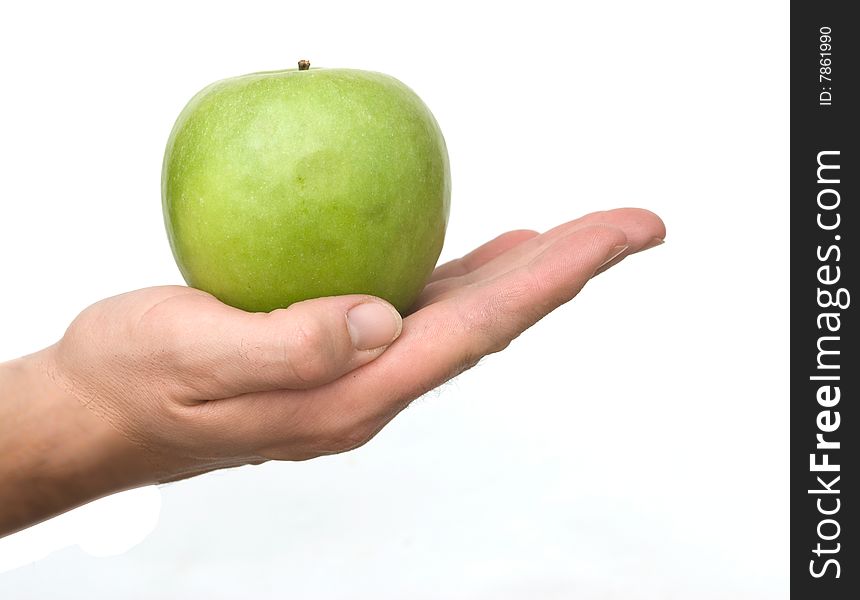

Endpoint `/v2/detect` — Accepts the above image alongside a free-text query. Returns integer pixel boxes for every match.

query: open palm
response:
[49,208,665,475]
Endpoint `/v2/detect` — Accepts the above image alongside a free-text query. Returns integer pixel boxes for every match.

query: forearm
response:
[0,348,154,536]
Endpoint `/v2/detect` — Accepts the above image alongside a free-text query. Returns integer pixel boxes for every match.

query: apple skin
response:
[162,67,450,313]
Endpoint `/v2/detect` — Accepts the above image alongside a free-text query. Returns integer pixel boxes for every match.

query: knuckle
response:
[284,318,335,385]
[459,278,537,358]
[583,224,624,253]
[452,351,485,380]
[316,418,377,455]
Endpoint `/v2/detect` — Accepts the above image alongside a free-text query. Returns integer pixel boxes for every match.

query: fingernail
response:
[597,245,629,271]
[641,237,665,251]
[347,302,403,350]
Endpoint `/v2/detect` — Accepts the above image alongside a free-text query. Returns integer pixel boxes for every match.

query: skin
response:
[0,208,665,537]
[163,67,450,313]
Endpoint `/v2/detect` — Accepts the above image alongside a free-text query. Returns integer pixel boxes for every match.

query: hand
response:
[0,208,665,534]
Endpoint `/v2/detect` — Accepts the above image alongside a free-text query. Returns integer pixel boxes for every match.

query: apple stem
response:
[298,59,310,71]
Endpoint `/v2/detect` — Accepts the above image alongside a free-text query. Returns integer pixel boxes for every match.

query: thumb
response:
[167,294,403,398]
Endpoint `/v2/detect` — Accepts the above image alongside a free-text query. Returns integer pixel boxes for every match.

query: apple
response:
[162,60,450,313]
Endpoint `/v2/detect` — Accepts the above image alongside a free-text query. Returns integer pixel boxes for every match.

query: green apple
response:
[162,61,450,313]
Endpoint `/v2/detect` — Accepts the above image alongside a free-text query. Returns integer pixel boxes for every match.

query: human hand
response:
[0,207,664,534]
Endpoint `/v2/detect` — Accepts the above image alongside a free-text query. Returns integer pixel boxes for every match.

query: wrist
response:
[0,347,156,535]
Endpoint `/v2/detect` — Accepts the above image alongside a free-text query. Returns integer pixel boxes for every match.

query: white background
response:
[0,1,788,598]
